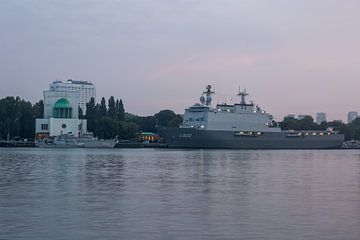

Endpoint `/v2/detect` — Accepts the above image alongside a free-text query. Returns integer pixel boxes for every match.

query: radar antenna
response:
[202,85,215,106]
[237,88,249,105]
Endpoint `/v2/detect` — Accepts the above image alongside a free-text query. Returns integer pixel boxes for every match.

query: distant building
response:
[296,115,311,120]
[348,111,358,123]
[35,88,87,139]
[286,114,296,119]
[50,79,96,114]
[316,112,327,125]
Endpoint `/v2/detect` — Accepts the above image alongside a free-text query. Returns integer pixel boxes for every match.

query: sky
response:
[0,0,359,121]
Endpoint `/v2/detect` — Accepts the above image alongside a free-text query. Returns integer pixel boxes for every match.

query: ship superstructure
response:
[182,85,280,133]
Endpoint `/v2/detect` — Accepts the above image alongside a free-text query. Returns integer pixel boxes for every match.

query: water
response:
[0,148,359,240]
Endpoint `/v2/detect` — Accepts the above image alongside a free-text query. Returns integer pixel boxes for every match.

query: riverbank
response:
[0,140,36,147]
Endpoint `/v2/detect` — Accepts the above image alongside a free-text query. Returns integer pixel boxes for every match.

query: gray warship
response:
[160,85,344,149]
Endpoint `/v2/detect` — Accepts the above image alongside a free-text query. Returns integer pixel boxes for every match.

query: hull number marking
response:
[180,134,192,138]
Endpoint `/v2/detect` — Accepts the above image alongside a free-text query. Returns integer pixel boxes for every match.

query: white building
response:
[316,112,327,125]
[348,111,358,123]
[50,79,96,114]
[35,90,87,139]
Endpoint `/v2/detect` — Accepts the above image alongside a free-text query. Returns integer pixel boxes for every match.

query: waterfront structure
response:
[316,112,327,125]
[35,89,87,139]
[50,79,96,114]
[348,111,358,123]
[160,85,344,149]
[137,132,161,142]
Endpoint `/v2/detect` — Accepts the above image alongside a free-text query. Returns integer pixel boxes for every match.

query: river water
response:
[0,148,359,240]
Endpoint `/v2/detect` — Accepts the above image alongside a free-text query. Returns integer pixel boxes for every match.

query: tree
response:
[108,96,116,120]
[117,99,125,121]
[155,110,177,127]
[86,97,97,133]
[33,100,44,119]
[167,115,183,127]
[19,100,35,139]
[118,121,139,139]
[279,116,317,130]
[96,116,119,139]
[344,118,360,140]
[99,97,107,117]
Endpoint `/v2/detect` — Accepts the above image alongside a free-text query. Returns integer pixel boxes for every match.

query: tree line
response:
[86,97,183,139]
[85,97,139,139]
[280,116,360,141]
[0,95,183,141]
[2,95,360,141]
[0,97,43,140]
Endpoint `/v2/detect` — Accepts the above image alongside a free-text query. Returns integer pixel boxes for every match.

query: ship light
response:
[227,109,230,112]
[261,110,265,114]
[218,109,221,111]
[312,132,317,136]
[200,125,205,128]
[254,110,257,113]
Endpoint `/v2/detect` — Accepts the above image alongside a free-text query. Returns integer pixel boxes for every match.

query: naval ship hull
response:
[160,128,344,149]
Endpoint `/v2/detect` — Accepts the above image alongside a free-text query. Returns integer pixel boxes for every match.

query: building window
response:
[62,124,67,129]
[41,124,48,131]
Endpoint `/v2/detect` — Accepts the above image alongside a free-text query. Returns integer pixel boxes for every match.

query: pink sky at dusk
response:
[0,0,359,121]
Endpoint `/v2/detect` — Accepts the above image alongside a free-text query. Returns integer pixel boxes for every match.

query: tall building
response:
[35,89,87,139]
[316,112,327,125]
[348,111,358,123]
[50,79,96,114]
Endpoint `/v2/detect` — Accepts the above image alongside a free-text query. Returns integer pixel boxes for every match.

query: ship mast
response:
[237,87,249,105]
[202,85,215,106]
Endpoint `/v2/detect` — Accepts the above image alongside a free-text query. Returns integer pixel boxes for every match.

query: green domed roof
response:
[54,98,71,109]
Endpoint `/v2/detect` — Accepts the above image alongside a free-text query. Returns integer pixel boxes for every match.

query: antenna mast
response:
[237,88,249,105]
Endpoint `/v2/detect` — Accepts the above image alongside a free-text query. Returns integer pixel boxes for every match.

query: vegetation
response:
[86,97,136,139]
[86,98,182,140]
[0,97,43,140]
[2,95,359,141]
[279,115,360,141]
